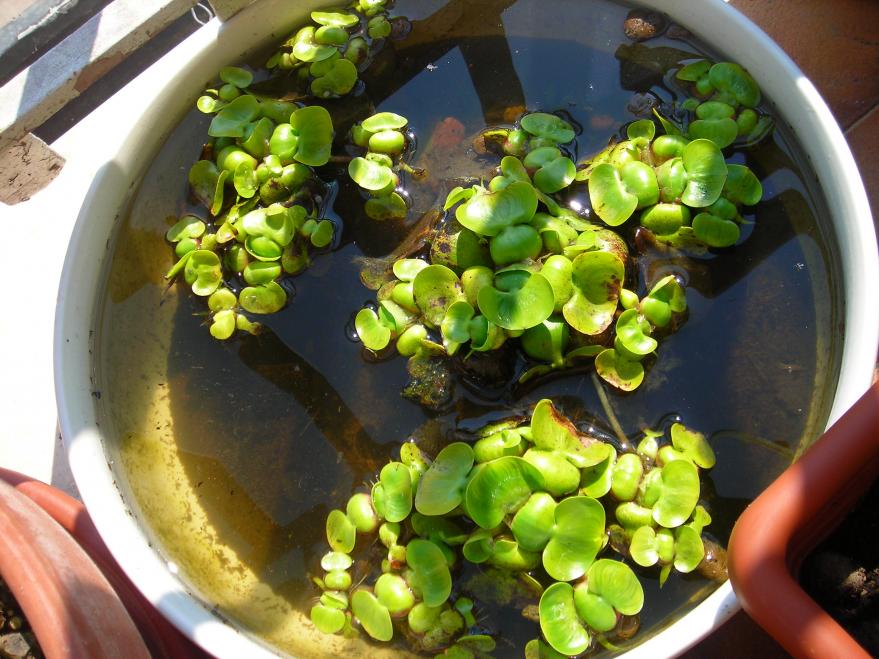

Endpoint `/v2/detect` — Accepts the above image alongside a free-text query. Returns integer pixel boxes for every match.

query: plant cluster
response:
[166,63,340,337]
[265,1,398,98]
[674,59,773,149]
[310,399,716,656]
[355,111,689,391]
[347,111,414,221]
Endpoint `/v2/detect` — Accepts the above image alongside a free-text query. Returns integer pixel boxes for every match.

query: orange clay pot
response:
[728,381,879,658]
[0,468,210,659]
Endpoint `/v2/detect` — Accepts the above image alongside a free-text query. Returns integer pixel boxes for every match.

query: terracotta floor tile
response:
[846,106,879,228]
[730,0,879,129]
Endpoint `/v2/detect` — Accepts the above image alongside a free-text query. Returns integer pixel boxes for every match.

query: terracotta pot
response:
[0,468,209,659]
[728,381,879,658]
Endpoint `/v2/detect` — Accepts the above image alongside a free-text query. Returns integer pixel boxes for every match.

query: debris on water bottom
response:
[0,579,41,659]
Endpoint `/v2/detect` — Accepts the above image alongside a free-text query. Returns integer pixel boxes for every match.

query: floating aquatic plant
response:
[310,400,718,655]
[347,111,417,221]
[353,110,689,393]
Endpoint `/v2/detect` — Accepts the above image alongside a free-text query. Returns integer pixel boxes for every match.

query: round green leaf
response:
[348,157,395,191]
[539,583,590,656]
[406,539,452,607]
[166,215,206,242]
[477,271,554,331]
[378,462,412,523]
[562,250,624,336]
[312,58,358,97]
[208,94,260,138]
[209,309,236,340]
[290,105,334,166]
[521,316,569,365]
[520,113,575,143]
[530,399,611,468]
[676,59,711,82]
[415,442,475,516]
[616,309,657,356]
[674,525,705,573]
[579,559,644,618]
[362,112,408,132]
[653,459,701,528]
[543,496,605,581]
[709,62,761,108]
[233,161,258,198]
[688,118,738,149]
[412,264,463,326]
[365,192,408,221]
[456,181,538,237]
[183,250,222,296]
[629,526,660,567]
[441,300,475,353]
[680,139,728,207]
[326,509,356,553]
[311,604,346,634]
[374,573,415,615]
[291,26,338,62]
[640,203,690,235]
[311,10,359,27]
[670,422,716,468]
[188,160,220,210]
[489,224,542,265]
[620,161,660,209]
[239,281,286,314]
[595,348,645,391]
[723,164,762,205]
[533,157,577,194]
[692,212,740,247]
[511,492,557,552]
[355,308,391,351]
[626,119,656,142]
[464,456,544,529]
[351,590,393,641]
[588,163,638,226]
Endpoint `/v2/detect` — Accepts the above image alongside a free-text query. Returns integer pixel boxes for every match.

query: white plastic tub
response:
[55,1,879,657]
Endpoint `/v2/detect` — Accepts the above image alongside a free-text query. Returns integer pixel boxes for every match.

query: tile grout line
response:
[843,102,879,135]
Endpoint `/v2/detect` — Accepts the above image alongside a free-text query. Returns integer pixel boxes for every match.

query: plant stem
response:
[591,372,628,449]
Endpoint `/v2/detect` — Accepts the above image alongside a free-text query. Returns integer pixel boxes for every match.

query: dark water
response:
[96,0,842,655]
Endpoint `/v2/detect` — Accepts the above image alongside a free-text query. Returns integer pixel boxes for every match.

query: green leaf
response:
[456,181,538,237]
[362,112,408,132]
[166,215,206,242]
[688,118,738,149]
[723,164,762,205]
[692,212,740,247]
[543,496,605,581]
[406,539,452,607]
[539,583,590,656]
[615,309,657,356]
[412,264,463,327]
[208,95,260,138]
[379,462,412,523]
[348,157,395,191]
[464,456,544,529]
[709,62,761,108]
[575,559,644,628]
[627,119,656,142]
[588,163,638,226]
[653,460,701,528]
[183,250,222,296]
[351,590,393,641]
[290,105,334,166]
[355,308,391,350]
[311,604,346,634]
[562,250,624,336]
[311,10,359,27]
[415,442,475,516]
[233,161,258,198]
[326,509,356,553]
[670,423,716,468]
[595,348,644,391]
[365,192,408,221]
[530,399,611,468]
[533,157,577,194]
[189,160,220,209]
[239,281,286,314]
[520,113,575,143]
[511,492,557,552]
[680,138,728,207]
[311,58,358,97]
[477,272,554,331]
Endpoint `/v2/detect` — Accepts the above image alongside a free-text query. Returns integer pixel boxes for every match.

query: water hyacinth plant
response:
[167,66,339,338]
[354,110,690,392]
[347,111,416,221]
[310,399,718,655]
[264,1,402,98]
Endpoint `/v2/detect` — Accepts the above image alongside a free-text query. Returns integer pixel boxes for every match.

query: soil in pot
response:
[800,479,879,654]
[0,579,42,659]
